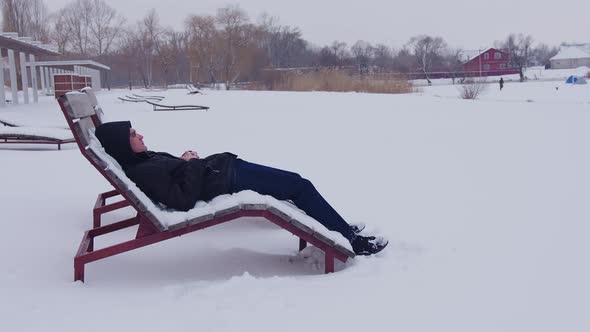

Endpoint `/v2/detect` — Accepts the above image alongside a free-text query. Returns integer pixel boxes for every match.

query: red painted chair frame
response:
[57,94,352,283]
[0,136,75,150]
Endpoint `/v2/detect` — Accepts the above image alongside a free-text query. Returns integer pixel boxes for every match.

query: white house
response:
[550,45,590,69]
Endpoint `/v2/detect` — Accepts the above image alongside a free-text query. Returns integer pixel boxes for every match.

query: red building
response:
[462,48,518,77]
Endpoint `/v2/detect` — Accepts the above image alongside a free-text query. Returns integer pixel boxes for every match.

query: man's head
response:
[95,121,147,167]
[129,128,147,153]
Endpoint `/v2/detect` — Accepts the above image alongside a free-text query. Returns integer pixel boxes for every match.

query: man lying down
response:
[95,121,388,256]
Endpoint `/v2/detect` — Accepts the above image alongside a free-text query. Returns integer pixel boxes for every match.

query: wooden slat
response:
[85,148,108,170]
[241,203,267,210]
[186,213,214,227]
[143,210,167,232]
[81,88,98,107]
[289,218,314,235]
[214,205,241,218]
[267,206,294,224]
[334,244,356,259]
[64,92,95,119]
[81,88,104,125]
[72,117,95,148]
[312,231,336,247]
[167,219,188,232]
[104,168,129,191]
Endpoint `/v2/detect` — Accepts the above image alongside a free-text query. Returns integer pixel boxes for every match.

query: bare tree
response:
[531,43,558,67]
[63,0,94,55]
[351,40,373,74]
[216,4,249,89]
[28,0,49,42]
[132,9,163,87]
[258,14,309,69]
[372,44,394,71]
[117,27,142,88]
[407,35,447,83]
[89,0,125,56]
[155,29,186,87]
[49,8,71,53]
[443,48,464,84]
[185,14,221,84]
[2,0,31,34]
[499,33,534,82]
[1,0,48,40]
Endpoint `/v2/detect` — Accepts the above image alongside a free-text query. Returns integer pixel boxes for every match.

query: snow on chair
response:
[0,114,74,150]
[0,126,75,150]
[57,91,354,282]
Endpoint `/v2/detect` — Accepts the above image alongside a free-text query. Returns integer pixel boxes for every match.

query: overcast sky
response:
[49,0,589,50]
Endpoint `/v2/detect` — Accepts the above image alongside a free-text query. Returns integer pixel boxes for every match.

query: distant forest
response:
[1,0,562,88]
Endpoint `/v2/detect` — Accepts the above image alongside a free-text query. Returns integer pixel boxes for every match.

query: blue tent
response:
[565,75,577,83]
[565,75,588,84]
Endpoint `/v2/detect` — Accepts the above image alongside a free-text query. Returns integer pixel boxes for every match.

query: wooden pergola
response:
[0,32,61,107]
[29,60,111,98]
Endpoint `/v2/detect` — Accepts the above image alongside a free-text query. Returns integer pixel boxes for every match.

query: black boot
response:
[351,235,388,256]
[350,223,365,234]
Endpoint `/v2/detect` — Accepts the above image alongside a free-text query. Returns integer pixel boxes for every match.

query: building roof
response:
[458,48,507,63]
[459,50,483,63]
[30,60,110,71]
[551,46,590,60]
[0,32,59,56]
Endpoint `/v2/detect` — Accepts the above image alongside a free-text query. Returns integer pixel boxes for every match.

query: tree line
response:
[1,0,561,88]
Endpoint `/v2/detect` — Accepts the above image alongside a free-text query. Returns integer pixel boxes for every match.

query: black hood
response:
[95,121,144,167]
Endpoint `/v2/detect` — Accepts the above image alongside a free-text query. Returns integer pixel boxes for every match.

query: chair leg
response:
[74,259,85,282]
[93,210,101,228]
[325,251,335,273]
[299,238,307,251]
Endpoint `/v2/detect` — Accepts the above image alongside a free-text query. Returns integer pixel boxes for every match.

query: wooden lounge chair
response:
[145,100,209,111]
[0,111,74,150]
[132,93,165,100]
[57,91,354,282]
[186,84,202,95]
[117,97,145,102]
[0,117,18,127]
[0,126,75,150]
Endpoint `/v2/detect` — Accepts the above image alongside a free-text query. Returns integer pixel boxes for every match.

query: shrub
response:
[247,69,413,94]
[459,79,488,100]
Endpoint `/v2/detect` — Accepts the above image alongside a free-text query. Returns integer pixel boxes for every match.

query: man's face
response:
[129,128,147,153]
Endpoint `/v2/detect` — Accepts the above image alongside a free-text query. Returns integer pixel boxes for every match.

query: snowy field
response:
[412,65,590,86]
[1,80,590,331]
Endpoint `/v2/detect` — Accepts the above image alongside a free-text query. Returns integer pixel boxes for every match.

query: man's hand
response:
[181,150,200,161]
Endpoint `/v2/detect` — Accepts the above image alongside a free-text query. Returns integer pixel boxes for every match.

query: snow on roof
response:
[458,50,482,63]
[551,46,590,60]
[458,48,502,63]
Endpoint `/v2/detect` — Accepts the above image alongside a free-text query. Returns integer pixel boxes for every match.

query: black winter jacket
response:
[95,121,237,211]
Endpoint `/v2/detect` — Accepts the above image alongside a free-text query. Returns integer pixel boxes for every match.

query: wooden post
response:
[30,54,38,102]
[7,49,18,104]
[19,52,29,104]
[299,238,307,251]
[0,49,5,107]
[325,251,335,273]
[40,66,46,94]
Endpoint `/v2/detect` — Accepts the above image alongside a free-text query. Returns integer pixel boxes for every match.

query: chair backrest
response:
[57,91,166,231]
[81,87,105,124]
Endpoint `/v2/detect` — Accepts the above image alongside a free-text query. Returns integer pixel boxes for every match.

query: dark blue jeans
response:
[231,159,355,241]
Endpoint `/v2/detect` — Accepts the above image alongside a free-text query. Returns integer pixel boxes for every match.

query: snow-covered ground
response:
[1,81,590,331]
[412,65,590,86]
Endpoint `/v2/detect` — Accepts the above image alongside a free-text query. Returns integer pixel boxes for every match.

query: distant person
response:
[499,77,504,91]
[95,121,389,256]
